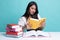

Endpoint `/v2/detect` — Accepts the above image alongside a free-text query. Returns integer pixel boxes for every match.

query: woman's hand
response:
[26,17,32,29]
[26,21,32,29]
[37,22,46,30]
[41,22,46,27]
[39,22,46,28]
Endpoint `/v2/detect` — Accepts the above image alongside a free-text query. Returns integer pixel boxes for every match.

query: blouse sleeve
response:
[18,17,26,27]
[38,14,41,19]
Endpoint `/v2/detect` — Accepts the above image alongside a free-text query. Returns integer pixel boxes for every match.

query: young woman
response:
[18,1,45,32]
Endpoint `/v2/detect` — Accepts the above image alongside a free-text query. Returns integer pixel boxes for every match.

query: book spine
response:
[7,24,20,28]
[6,31,23,35]
[7,25,20,29]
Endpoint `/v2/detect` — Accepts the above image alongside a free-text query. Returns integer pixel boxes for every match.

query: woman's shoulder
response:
[19,16,26,20]
[18,16,27,26]
[19,16,26,22]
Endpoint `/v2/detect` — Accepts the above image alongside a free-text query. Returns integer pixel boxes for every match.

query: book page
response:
[28,18,46,29]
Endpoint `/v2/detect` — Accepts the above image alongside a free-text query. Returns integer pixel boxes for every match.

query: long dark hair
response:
[23,1,39,20]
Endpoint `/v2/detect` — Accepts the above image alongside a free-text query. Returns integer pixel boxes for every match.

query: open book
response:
[23,30,49,37]
[28,18,46,29]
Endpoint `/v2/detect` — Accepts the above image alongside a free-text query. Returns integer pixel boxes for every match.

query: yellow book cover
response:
[28,18,46,29]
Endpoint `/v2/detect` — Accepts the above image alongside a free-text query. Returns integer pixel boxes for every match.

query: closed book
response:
[7,24,20,29]
[6,31,23,36]
[6,34,23,38]
[6,27,22,32]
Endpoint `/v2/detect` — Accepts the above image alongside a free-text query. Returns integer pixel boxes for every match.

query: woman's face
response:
[29,5,36,15]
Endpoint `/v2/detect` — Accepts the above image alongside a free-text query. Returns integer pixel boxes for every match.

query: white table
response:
[0,32,60,40]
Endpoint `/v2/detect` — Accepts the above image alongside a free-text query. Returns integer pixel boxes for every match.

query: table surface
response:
[0,32,60,40]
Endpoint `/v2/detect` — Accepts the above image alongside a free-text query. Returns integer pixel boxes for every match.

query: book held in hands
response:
[28,18,46,29]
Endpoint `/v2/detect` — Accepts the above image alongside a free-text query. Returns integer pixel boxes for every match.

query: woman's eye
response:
[30,6,36,10]
[31,8,34,9]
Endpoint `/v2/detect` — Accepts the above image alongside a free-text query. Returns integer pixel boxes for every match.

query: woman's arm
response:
[26,17,32,29]
[18,17,27,31]
[38,14,46,30]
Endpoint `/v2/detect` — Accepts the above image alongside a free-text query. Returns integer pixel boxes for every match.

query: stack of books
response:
[6,24,23,37]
